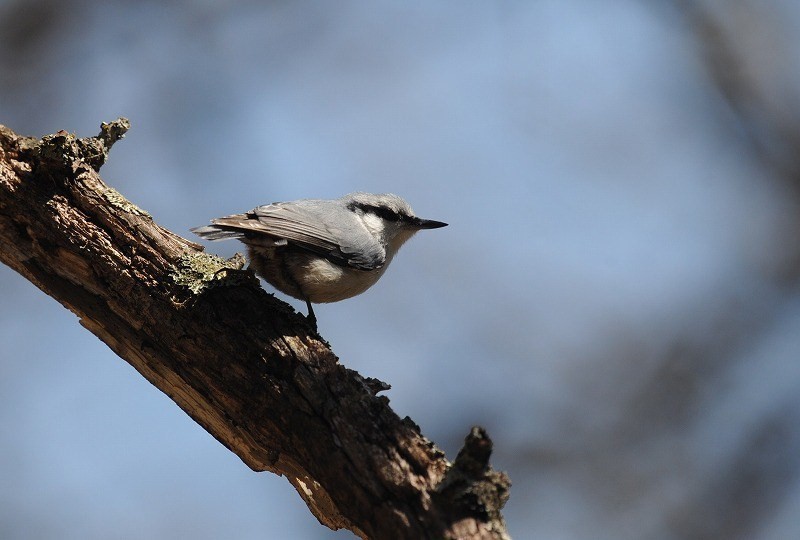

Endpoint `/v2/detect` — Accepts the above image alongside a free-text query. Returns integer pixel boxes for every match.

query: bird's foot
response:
[305,299,318,331]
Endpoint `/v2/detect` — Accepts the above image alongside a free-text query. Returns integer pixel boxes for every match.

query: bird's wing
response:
[210,202,386,271]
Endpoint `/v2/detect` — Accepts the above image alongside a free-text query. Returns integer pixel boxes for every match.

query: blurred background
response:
[2,1,800,538]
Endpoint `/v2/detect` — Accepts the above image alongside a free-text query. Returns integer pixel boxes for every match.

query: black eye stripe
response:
[348,202,405,222]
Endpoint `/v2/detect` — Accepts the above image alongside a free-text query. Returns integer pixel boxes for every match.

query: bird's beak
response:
[414,218,448,229]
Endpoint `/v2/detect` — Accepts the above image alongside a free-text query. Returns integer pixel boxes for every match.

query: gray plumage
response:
[192,192,447,328]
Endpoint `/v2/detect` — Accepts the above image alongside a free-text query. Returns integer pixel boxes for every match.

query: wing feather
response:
[203,201,385,270]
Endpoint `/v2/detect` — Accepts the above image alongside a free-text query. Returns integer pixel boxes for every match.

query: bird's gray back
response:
[221,199,386,271]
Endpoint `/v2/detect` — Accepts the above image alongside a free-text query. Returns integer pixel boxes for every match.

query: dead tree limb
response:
[0,120,510,539]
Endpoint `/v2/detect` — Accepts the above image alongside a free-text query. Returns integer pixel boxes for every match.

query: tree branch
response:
[0,120,511,539]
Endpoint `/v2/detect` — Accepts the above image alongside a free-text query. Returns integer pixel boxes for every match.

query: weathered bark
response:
[0,120,510,539]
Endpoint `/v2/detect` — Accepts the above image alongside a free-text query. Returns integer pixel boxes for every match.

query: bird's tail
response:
[190,225,246,241]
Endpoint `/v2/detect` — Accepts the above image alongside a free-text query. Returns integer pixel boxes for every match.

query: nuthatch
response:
[192,192,447,329]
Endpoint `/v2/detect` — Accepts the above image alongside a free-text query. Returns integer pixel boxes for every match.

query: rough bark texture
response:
[0,120,511,540]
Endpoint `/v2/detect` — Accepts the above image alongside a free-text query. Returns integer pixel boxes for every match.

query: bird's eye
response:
[371,206,402,222]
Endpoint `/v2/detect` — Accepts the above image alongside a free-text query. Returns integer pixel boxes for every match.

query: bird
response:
[191,192,448,329]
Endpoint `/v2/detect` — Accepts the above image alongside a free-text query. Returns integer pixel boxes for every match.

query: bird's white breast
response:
[295,256,387,303]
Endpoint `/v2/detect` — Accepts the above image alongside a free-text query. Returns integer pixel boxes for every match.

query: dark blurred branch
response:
[669,0,800,286]
[675,0,800,185]
[0,120,510,540]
